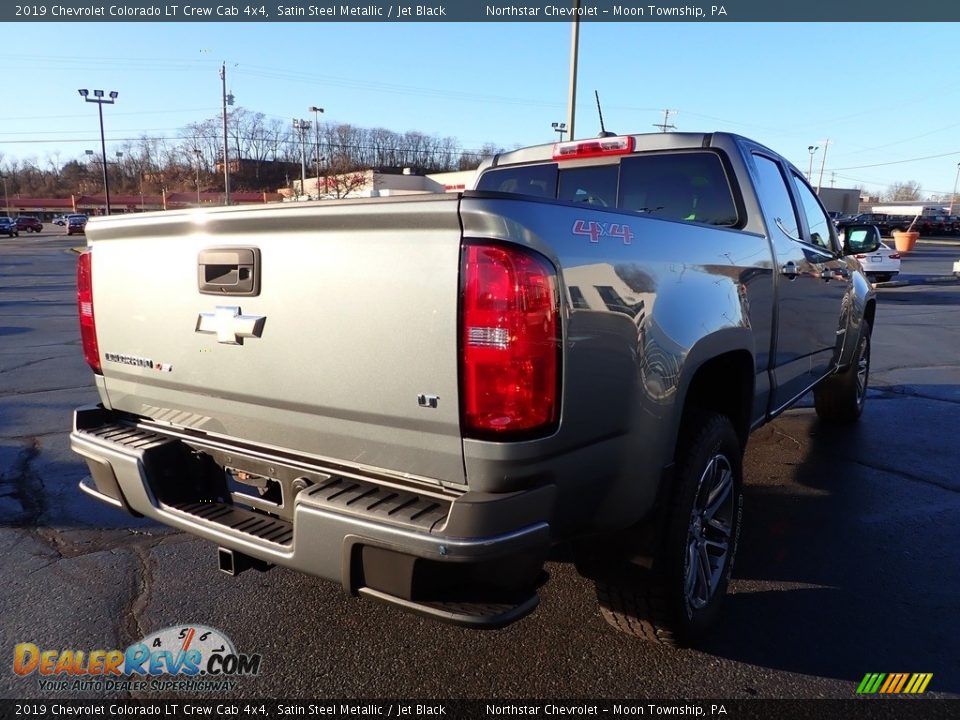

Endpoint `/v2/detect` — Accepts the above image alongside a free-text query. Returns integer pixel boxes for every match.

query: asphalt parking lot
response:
[1,229,958,701]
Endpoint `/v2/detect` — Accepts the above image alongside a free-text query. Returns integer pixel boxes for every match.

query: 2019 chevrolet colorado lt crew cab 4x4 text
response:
[71,132,880,645]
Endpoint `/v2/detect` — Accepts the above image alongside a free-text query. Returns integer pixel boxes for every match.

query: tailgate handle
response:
[198,247,260,296]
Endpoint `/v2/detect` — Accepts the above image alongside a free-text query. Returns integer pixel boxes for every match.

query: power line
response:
[831,149,960,171]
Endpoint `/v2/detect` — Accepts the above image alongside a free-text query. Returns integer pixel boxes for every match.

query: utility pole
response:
[566,0,580,141]
[194,149,203,204]
[309,106,324,197]
[950,162,960,215]
[830,171,836,188]
[220,62,233,206]
[653,109,676,133]
[816,139,830,194]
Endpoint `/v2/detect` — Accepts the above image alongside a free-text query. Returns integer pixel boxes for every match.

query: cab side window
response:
[751,154,800,240]
[791,173,836,254]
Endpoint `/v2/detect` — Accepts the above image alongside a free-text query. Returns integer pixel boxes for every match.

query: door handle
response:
[820,267,849,281]
[780,261,799,280]
[198,247,261,296]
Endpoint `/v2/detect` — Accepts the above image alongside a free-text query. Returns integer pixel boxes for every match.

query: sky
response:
[2,20,960,199]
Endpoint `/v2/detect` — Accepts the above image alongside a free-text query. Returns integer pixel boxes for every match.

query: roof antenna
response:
[595,91,615,137]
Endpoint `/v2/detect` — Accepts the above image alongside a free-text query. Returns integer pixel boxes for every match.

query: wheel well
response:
[681,350,754,449]
[863,299,876,330]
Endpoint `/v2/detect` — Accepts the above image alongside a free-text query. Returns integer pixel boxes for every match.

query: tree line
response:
[0,108,505,198]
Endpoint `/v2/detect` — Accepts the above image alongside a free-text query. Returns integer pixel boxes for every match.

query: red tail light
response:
[889,252,901,260]
[460,243,560,437]
[855,254,866,259]
[77,251,101,374]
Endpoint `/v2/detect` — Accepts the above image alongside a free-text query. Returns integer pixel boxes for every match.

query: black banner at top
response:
[4,0,960,22]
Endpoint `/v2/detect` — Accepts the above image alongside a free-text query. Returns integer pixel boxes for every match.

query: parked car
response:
[0,216,18,237]
[15,216,42,233]
[66,215,87,236]
[855,240,901,283]
[53,215,68,226]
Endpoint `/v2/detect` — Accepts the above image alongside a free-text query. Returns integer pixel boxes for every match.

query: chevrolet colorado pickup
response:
[71,132,880,645]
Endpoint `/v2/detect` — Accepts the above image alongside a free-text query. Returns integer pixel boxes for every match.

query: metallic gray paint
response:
[86,195,467,487]
[77,131,875,558]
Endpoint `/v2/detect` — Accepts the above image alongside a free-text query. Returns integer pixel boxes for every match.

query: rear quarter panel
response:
[459,194,773,536]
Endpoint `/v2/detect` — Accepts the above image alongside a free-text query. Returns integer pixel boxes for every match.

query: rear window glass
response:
[475,163,558,198]
[475,150,738,228]
[618,152,738,226]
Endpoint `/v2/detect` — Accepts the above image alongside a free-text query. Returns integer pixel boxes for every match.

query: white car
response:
[855,241,901,283]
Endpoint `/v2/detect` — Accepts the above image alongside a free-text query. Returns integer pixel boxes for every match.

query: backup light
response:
[460,243,561,437]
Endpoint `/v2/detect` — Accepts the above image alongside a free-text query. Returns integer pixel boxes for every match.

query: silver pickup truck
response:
[71,132,880,646]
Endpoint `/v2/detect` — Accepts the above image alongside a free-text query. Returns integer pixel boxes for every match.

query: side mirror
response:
[842,224,881,256]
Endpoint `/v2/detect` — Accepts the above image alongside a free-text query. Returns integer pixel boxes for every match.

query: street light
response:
[292,118,310,198]
[950,162,960,215]
[309,105,323,197]
[78,88,118,215]
[807,145,819,181]
[551,122,567,142]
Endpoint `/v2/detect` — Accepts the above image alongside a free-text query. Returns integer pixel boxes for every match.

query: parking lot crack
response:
[847,457,959,495]
[0,439,46,525]
[119,545,156,649]
[870,384,960,407]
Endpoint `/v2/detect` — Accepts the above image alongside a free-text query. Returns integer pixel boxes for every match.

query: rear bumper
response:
[70,406,553,627]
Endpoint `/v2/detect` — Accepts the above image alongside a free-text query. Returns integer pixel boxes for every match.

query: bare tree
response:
[884,181,922,201]
[319,159,369,199]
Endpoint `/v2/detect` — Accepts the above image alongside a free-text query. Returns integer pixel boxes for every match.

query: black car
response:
[66,215,87,236]
[0,216,18,237]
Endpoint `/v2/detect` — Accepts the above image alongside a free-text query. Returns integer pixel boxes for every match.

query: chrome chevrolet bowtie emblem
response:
[195,306,266,345]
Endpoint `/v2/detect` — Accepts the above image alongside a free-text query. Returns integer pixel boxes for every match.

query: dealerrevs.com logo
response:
[13,625,262,693]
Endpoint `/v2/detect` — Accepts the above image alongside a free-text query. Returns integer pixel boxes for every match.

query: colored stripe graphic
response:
[857,673,932,694]
[857,673,886,694]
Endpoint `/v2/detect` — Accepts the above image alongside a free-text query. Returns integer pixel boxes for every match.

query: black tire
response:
[593,411,743,646]
[814,324,871,423]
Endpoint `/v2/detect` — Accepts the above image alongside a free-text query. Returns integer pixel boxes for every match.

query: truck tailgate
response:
[86,195,466,487]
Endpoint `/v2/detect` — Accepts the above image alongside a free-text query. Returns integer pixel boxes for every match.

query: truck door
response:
[787,170,851,384]
[750,153,847,412]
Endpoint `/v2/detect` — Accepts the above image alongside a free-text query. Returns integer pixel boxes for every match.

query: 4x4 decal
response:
[573,219,634,245]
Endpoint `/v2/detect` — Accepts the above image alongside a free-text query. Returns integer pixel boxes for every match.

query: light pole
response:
[78,89,118,215]
[807,145,818,181]
[292,118,310,198]
[816,139,830,194]
[194,149,203,204]
[1,175,8,215]
[950,162,960,215]
[567,0,580,140]
[551,122,567,142]
[309,106,323,197]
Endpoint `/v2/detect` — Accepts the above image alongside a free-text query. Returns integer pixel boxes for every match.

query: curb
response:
[917,238,960,247]
[874,275,959,289]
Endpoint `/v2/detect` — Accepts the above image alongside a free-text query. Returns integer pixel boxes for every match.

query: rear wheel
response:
[814,324,871,423]
[591,412,743,646]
